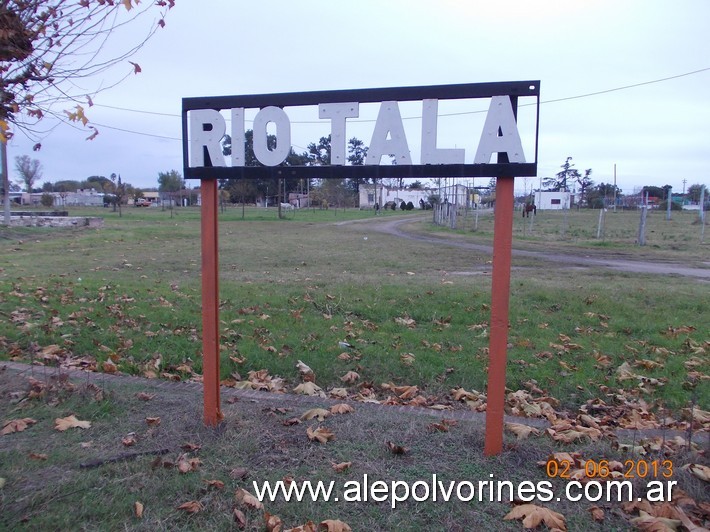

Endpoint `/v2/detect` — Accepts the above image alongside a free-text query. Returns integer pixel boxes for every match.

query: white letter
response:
[535,481,554,502]
[421,99,464,164]
[366,101,412,165]
[474,96,526,164]
[566,481,583,502]
[231,108,245,166]
[391,481,409,508]
[411,481,430,502]
[253,106,291,166]
[646,481,676,502]
[189,109,226,167]
[516,481,536,502]
[319,102,359,165]
[343,481,362,502]
[584,481,603,502]
[456,481,475,502]
[370,481,389,502]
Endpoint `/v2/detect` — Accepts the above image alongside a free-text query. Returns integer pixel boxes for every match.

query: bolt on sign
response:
[182,81,540,455]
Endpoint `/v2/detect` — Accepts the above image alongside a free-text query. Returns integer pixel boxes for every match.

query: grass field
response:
[0,205,708,530]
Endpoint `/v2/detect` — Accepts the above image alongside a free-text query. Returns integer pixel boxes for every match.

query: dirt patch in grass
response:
[1,363,707,531]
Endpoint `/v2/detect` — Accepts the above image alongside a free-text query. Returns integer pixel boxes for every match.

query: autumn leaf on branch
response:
[1,0,174,141]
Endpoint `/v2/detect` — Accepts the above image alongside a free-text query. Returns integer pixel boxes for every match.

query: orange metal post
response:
[484,175,515,456]
[201,178,223,426]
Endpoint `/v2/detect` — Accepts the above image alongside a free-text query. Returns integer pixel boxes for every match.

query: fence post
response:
[637,192,648,246]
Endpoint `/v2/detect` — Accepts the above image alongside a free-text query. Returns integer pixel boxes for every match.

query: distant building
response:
[534,190,571,210]
[359,184,447,209]
[287,192,310,208]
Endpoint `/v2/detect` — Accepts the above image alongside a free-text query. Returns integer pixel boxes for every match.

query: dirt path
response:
[356,215,710,280]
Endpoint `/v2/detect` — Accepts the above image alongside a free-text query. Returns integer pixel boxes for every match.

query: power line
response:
[91,66,710,137]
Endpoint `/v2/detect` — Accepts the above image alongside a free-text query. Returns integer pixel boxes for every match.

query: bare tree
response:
[14,155,42,193]
[1,0,175,223]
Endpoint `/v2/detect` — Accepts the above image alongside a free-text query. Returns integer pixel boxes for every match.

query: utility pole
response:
[613,164,617,212]
[1,140,9,225]
[682,178,687,195]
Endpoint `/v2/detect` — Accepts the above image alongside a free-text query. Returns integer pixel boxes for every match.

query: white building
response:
[359,184,436,209]
[534,190,572,210]
[359,183,473,209]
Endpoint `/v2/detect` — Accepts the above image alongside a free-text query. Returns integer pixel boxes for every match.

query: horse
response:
[522,203,536,217]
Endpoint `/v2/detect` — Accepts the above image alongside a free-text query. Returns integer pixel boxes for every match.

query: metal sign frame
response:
[181,81,540,456]
[182,81,540,180]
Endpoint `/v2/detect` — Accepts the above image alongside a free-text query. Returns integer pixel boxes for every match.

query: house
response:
[534,190,571,210]
[359,184,436,209]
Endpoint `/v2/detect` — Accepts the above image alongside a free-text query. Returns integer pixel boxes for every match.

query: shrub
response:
[658,200,683,211]
[400,201,407,211]
[40,193,54,207]
[406,201,414,210]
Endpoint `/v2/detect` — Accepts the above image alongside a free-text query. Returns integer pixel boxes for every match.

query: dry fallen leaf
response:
[134,501,144,518]
[235,487,264,510]
[177,455,201,474]
[296,360,315,379]
[1,417,37,435]
[331,461,352,472]
[203,479,225,490]
[265,511,283,531]
[504,503,567,531]
[233,508,246,529]
[400,353,416,365]
[300,408,331,422]
[385,440,409,455]
[505,422,541,440]
[340,371,360,383]
[630,510,681,530]
[28,452,48,460]
[136,392,155,401]
[122,433,138,447]
[285,521,317,532]
[145,417,161,426]
[684,463,710,482]
[293,382,326,398]
[330,403,355,415]
[319,519,352,531]
[54,415,91,431]
[307,426,335,444]
[588,505,604,522]
[176,500,203,514]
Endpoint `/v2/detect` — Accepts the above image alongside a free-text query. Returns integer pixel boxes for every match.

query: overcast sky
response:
[8,0,710,195]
